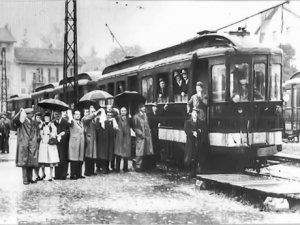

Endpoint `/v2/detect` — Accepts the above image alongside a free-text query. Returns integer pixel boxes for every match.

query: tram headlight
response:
[232,94,240,103]
[283,92,290,102]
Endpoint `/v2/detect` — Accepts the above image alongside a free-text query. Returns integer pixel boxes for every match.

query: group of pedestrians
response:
[0,112,11,154]
[13,103,155,185]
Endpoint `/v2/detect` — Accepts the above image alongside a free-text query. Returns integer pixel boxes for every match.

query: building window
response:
[56,68,59,82]
[273,31,277,42]
[21,87,26,94]
[212,64,226,102]
[259,32,265,43]
[37,68,43,82]
[69,68,74,77]
[142,77,153,103]
[21,67,26,82]
[48,68,51,83]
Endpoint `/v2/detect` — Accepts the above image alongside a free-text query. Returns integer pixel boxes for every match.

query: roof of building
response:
[0,28,17,43]
[14,47,86,65]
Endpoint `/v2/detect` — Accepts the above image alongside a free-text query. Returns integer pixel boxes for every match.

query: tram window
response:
[141,77,153,103]
[107,83,114,95]
[253,63,266,101]
[269,64,281,101]
[157,74,169,103]
[99,85,106,91]
[174,69,188,103]
[117,81,125,94]
[230,63,249,101]
[212,64,226,102]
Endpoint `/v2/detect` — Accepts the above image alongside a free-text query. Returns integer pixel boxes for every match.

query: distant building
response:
[255,5,300,53]
[0,27,85,98]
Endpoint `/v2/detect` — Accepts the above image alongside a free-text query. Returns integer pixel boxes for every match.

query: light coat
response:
[82,113,97,159]
[132,112,154,157]
[68,119,85,162]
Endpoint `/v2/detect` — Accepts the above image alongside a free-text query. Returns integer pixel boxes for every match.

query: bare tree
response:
[40,23,64,49]
[20,29,30,48]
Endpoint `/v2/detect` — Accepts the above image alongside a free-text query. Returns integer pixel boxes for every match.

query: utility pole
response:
[63,0,79,105]
[1,48,7,113]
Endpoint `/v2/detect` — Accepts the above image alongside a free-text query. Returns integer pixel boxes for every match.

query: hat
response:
[43,112,51,117]
[180,69,187,75]
[35,112,42,117]
[191,107,200,113]
[24,108,34,114]
[174,71,180,78]
[159,78,165,83]
[138,103,145,109]
[196,81,203,88]
[152,102,158,107]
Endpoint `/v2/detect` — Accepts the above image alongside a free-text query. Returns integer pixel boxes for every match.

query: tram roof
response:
[58,72,99,86]
[8,94,31,102]
[102,32,281,75]
[285,71,300,86]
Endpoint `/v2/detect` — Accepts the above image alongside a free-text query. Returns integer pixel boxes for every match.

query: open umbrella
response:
[80,90,113,102]
[114,91,146,115]
[38,98,70,111]
[75,99,98,110]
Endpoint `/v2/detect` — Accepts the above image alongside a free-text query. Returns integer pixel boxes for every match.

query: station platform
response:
[197,174,300,209]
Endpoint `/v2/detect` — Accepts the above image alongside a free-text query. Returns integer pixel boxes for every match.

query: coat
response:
[148,110,161,154]
[82,114,97,159]
[13,112,39,167]
[184,118,207,167]
[96,119,117,161]
[31,120,41,167]
[182,79,189,94]
[54,118,69,164]
[187,93,208,121]
[68,119,85,162]
[174,80,183,95]
[132,112,154,157]
[114,115,131,158]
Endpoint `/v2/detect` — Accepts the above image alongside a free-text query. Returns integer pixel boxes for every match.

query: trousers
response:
[22,167,33,182]
[70,161,82,178]
[84,157,95,176]
[116,155,128,171]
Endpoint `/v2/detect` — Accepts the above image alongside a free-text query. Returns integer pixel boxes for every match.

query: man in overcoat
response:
[114,107,131,172]
[33,112,42,181]
[1,112,11,153]
[187,81,207,121]
[184,108,207,177]
[96,111,118,174]
[53,110,70,180]
[68,109,85,180]
[82,106,102,176]
[13,108,39,185]
[132,103,154,171]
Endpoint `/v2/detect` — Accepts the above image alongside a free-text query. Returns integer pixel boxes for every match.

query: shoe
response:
[78,176,85,179]
[48,179,53,182]
[23,181,30,185]
[115,169,120,172]
[102,170,109,174]
[61,177,67,180]
[41,174,46,180]
[84,173,91,177]
[92,172,97,175]
[123,169,129,173]
[70,176,78,180]
[30,180,37,184]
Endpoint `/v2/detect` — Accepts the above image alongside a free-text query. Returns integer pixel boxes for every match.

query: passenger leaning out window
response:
[157,78,169,103]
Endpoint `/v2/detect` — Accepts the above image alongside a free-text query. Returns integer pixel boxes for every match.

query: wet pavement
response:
[1,136,300,224]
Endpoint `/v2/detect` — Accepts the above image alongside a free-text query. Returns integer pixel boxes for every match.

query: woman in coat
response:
[184,108,208,177]
[38,112,60,181]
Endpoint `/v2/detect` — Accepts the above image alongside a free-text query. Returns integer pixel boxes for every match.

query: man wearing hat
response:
[181,69,189,95]
[157,78,168,103]
[184,107,208,177]
[13,108,39,185]
[0,116,5,153]
[173,71,183,96]
[1,112,11,153]
[132,103,154,171]
[148,102,162,167]
[187,81,207,121]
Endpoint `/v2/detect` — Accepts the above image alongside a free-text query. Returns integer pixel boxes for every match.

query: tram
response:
[27,30,285,173]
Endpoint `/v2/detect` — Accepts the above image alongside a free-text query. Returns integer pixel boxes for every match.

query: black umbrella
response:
[114,91,146,108]
[38,98,70,111]
[75,99,99,110]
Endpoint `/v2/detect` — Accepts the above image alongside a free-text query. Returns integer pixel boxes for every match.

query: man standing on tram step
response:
[13,108,39,185]
[97,111,118,174]
[53,110,70,180]
[114,107,131,172]
[184,108,208,178]
[1,112,11,154]
[132,103,154,172]
[187,81,208,121]
[67,109,85,180]
[82,106,102,176]
[148,102,162,168]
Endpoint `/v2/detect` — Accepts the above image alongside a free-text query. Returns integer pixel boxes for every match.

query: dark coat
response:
[184,118,207,167]
[181,79,189,94]
[174,80,183,95]
[96,119,117,161]
[82,114,97,159]
[13,112,39,167]
[158,87,168,99]
[54,118,69,164]
[114,116,132,158]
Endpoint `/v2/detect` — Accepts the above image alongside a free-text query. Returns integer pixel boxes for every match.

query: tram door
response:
[192,59,209,96]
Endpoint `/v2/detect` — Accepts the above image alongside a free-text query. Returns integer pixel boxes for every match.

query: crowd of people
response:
[12,80,208,185]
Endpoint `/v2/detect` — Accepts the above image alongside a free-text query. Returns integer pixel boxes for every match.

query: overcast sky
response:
[1,0,300,61]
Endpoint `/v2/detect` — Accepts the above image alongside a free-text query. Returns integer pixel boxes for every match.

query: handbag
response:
[48,137,58,145]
